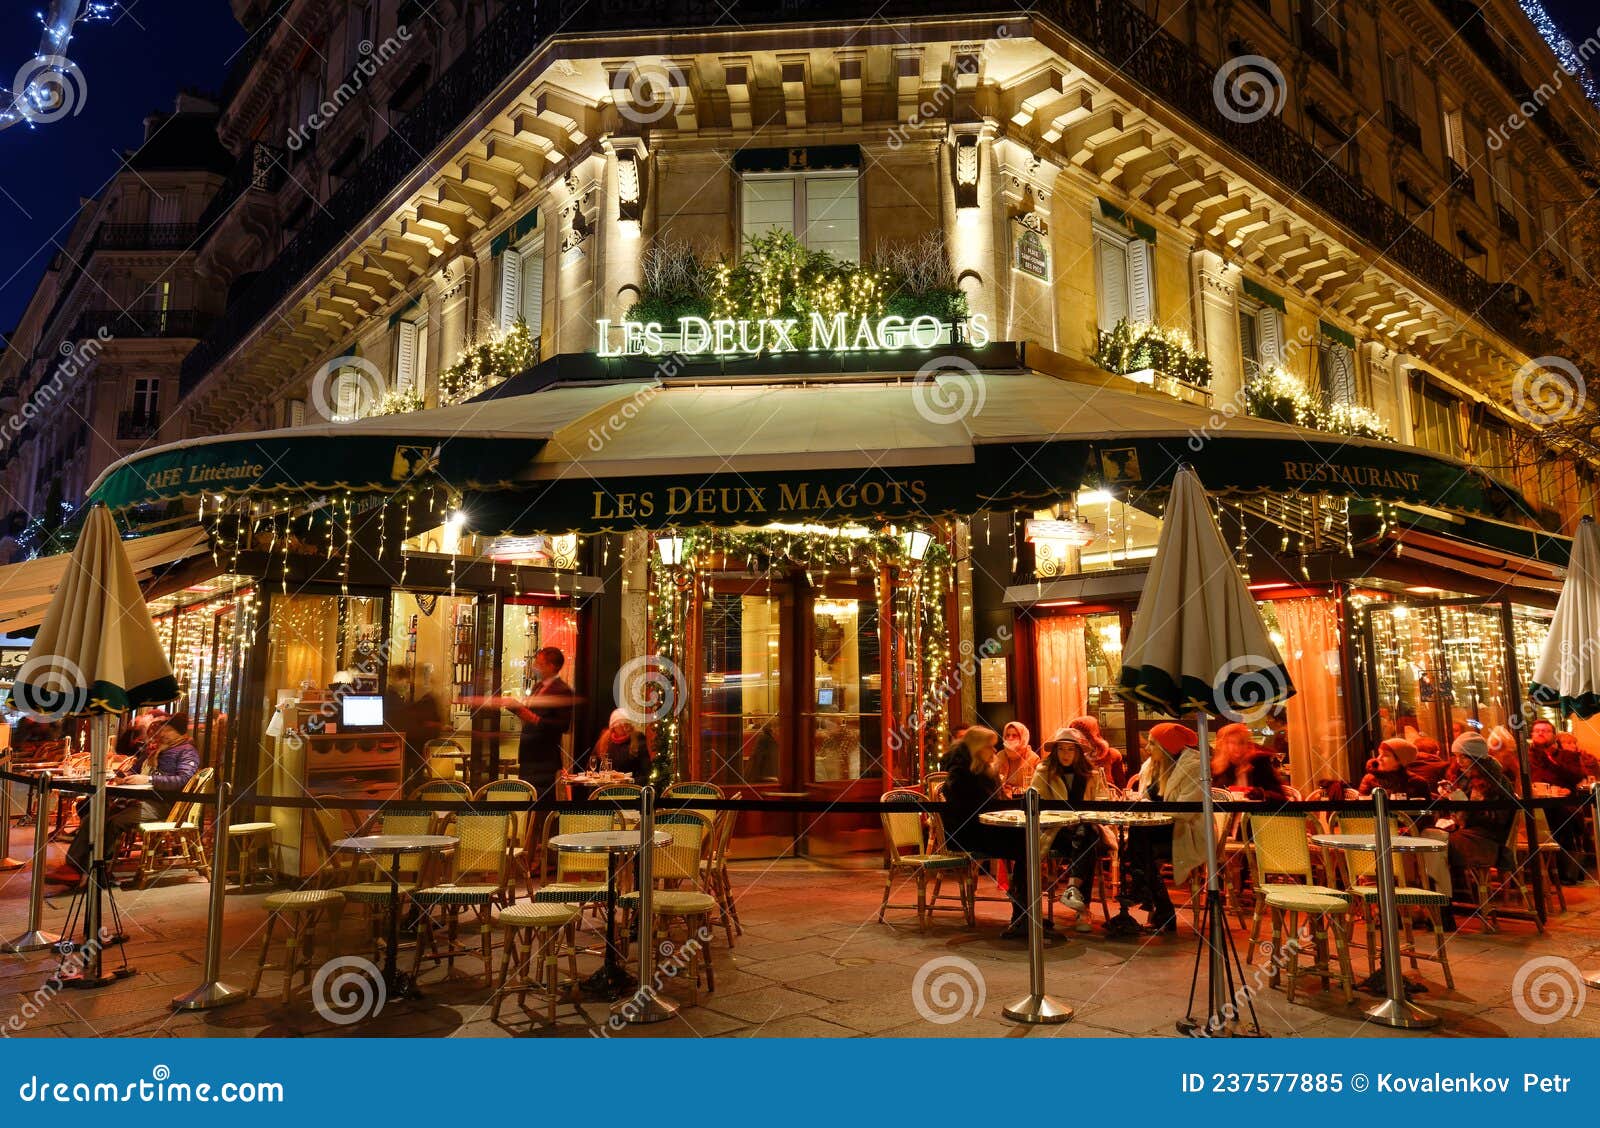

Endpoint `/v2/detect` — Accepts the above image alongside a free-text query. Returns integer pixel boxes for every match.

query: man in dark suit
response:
[508,647,573,794]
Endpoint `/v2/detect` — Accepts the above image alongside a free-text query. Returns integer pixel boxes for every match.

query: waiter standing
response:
[507,647,573,794]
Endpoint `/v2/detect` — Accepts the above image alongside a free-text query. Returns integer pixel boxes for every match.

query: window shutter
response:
[395,321,419,392]
[286,399,305,428]
[1327,343,1356,405]
[1258,308,1283,368]
[1126,238,1153,323]
[520,240,544,342]
[498,250,522,333]
[1094,229,1129,331]
[1237,307,1259,376]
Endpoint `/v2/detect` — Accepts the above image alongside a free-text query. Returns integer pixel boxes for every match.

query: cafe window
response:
[497,234,545,341]
[1409,378,1461,456]
[740,172,860,261]
[1237,298,1284,380]
[1093,222,1154,332]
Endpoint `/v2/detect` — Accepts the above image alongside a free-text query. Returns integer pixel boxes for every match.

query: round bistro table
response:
[332,833,457,999]
[550,829,671,1000]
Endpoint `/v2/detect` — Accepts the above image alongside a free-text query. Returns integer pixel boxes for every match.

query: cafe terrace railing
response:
[178,0,1553,399]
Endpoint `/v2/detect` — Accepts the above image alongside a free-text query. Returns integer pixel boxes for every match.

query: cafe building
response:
[66,0,1600,857]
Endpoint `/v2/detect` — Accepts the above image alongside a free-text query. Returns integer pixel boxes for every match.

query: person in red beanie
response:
[1125,722,1202,932]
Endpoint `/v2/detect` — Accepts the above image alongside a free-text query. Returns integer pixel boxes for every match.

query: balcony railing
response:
[117,411,161,440]
[1496,204,1520,242]
[178,0,1549,396]
[1387,102,1421,150]
[196,142,287,233]
[76,308,214,340]
[92,224,200,252]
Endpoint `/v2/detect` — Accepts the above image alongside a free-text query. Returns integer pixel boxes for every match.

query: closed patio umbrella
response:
[10,504,177,985]
[1530,516,1600,986]
[1117,466,1293,1035]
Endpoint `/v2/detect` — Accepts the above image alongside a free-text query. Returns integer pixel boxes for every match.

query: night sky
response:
[1,1,1598,337]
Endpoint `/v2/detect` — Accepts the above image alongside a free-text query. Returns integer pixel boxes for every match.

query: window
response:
[1384,51,1414,116]
[1237,297,1284,380]
[1092,222,1154,332]
[393,317,426,397]
[1316,337,1357,407]
[282,399,306,428]
[1471,414,1517,484]
[739,173,860,260]
[1409,378,1460,456]
[1490,157,1518,238]
[1442,104,1467,173]
[497,236,545,342]
[147,192,180,227]
[131,378,159,420]
[1298,0,1342,72]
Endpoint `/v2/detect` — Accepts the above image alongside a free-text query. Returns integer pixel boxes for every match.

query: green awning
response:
[1243,277,1286,313]
[1320,320,1357,349]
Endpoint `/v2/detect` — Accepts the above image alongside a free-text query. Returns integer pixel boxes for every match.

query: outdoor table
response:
[563,771,633,801]
[1076,810,1175,936]
[981,810,1083,928]
[332,833,457,999]
[1311,832,1446,1028]
[551,828,671,1000]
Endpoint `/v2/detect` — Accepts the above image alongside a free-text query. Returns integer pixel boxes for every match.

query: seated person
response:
[940,726,1030,939]
[48,713,200,887]
[1359,738,1419,797]
[1208,722,1257,788]
[1241,751,1291,804]
[1070,715,1127,790]
[1031,727,1111,932]
[1407,735,1450,791]
[1430,733,1518,929]
[1128,723,1203,932]
[996,721,1039,798]
[585,708,652,783]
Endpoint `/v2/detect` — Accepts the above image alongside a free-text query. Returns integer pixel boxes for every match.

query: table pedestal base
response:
[583,963,636,1001]
[1364,994,1439,1029]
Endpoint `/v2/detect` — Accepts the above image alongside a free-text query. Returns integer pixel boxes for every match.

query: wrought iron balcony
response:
[178,0,1552,397]
[1387,102,1421,150]
[76,308,214,340]
[92,224,200,252]
[196,142,287,233]
[1496,205,1520,242]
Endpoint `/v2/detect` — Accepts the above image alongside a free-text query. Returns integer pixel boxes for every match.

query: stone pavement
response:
[2,828,1599,1039]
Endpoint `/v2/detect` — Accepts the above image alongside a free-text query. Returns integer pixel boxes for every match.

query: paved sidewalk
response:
[3,829,1598,1038]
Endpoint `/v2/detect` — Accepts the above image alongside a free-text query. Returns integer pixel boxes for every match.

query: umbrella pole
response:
[1587,784,1600,990]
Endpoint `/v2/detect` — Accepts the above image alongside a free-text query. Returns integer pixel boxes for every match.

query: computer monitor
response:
[340,694,385,729]
[816,687,834,707]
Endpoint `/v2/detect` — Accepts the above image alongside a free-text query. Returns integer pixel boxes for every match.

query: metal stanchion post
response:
[1003,788,1072,1025]
[624,784,676,1024]
[2,772,61,953]
[172,779,245,1010]
[1364,788,1437,1028]
[1,768,25,870]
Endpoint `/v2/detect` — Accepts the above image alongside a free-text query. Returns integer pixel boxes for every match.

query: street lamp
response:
[898,528,932,562]
[656,534,685,567]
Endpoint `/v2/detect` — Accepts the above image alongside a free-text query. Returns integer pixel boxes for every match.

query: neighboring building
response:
[13,1,1600,839]
[0,93,229,524]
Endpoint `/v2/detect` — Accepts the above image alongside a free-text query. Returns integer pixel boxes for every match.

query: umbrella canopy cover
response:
[1531,517,1600,718]
[9,506,178,717]
[1117,467,1294,719]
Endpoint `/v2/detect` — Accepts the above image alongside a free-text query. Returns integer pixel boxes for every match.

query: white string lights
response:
[0,1,116,131]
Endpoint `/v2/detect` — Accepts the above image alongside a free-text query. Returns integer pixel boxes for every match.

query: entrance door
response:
[801,580,885,854]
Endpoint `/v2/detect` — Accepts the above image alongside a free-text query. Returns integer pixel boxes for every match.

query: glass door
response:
[698,580,788,789]
[802,578,885,855]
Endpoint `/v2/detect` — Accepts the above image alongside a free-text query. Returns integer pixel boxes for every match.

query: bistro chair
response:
[325,810,434,964]
[410,811,515,987]
[411,778,472,835]
[1244,812,1357,1004]
[533,808,614,906]
[877,789,972,930]
[1462,816,1545,933]
[473,778,539,900]
[134,767,215,889]
[921,770,949,796]
[619,812,718,1004]
[226,819,278,892]
[491,900,583,1025]
[249,822,346,1003]
[702,804,743,946]
[664,780,723,838]
[424,739,464,782]
[1185,789,1247,933]
[1507,809,1566,915]
[1331,814,1455,989]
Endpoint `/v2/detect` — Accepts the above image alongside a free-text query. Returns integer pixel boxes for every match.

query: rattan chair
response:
[249,820,346,1003]
[1331,813,1454,988]
[1507,809,1566,915]
[702,806,743,946]
[664,780,722,839]
[411,811,514,987]
[411,779,472,835]
[533,809,614,905]
[326,810,434,962]
[492,901,582,1024]
[619,812,718,1004]
[134,767,215,888]
[877,788,972,930]
[474,778,538,900]
[1461,814,1545,933]
[1244,812,1357,1003]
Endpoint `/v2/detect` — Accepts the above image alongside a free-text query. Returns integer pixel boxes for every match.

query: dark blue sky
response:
[0,2,1597,335]
[0,1,244,334]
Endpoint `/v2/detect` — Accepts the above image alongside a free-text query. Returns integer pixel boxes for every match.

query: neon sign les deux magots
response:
[595,312,992,358]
